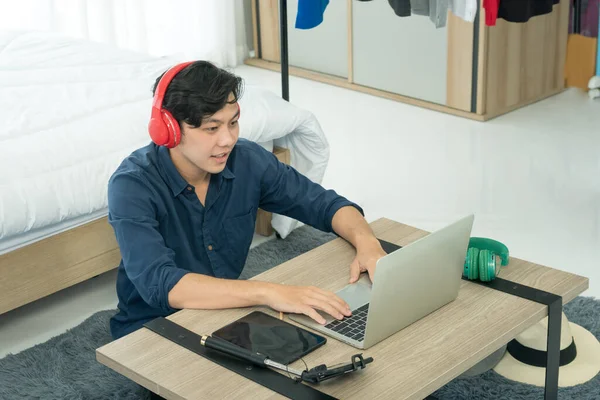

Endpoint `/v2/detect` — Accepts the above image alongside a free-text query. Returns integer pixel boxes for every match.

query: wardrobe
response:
[246,0,571,121]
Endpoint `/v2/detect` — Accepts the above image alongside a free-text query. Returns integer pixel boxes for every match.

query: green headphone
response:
[463,237,510,282]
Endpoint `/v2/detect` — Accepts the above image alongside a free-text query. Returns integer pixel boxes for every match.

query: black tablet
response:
[212,311,327,365]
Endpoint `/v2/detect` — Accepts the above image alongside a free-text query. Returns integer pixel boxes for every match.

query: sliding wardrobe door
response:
[352,0,449,105]
[254,0,348,78]
[287,0,348,78]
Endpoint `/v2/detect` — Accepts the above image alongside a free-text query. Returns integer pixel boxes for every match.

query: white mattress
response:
[0,30,330,252]
[0,30,177,253]
[0,138,274,255]
[0,136,273,256]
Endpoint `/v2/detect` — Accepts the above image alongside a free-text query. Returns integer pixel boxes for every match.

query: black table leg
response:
[544,295,562,400]
[466,277,563,400]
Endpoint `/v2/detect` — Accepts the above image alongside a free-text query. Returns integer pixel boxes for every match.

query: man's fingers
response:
[305,297,345,320]
[311,290,351,316]
[310,286,350,310]
[349,259,361,284]
[303,307,326,325]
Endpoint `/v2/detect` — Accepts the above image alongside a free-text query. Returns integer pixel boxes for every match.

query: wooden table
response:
[96,218,589,399]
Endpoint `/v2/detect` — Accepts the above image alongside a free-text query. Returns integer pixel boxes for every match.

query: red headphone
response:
[148,61,193,148]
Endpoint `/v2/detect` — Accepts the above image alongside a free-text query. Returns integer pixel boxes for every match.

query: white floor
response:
[1,65,599,359]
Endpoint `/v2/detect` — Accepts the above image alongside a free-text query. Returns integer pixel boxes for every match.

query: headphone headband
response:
[468,237,510,266]
[148,61,194,148]
[152,61,194,113]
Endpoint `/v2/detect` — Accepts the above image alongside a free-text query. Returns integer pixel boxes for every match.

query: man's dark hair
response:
[152,60,244,128]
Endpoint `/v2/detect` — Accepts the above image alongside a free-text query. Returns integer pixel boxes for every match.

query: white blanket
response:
[0,30,329,245]
[238,85,330,237]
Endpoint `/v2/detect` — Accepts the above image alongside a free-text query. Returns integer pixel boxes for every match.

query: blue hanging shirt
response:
[295,0,330,29]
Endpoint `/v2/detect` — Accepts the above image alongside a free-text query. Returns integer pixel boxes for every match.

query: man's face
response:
[178,96,240,176]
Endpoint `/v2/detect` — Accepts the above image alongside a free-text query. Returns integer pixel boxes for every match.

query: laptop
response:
[289,214,474,349]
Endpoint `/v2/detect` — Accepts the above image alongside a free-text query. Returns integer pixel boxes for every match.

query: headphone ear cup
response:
[148,115,170,146]
[478,249,496,282]
[464,247,480,280]
[160,110,181,148]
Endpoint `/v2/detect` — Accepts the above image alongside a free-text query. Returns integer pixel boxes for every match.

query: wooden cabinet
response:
[246,0,570,121]
[480,4,570,116]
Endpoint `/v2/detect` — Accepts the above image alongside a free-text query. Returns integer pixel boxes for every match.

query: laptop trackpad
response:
[335,274,372,311]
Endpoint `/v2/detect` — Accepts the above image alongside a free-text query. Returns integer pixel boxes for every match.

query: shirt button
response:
[207,245,213,251]
[187,186,193,191]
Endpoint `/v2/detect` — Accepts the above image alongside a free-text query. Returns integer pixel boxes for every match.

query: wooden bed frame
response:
[0,146,290,316]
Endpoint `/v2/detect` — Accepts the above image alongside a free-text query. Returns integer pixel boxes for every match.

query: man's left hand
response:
[349,237,387,283]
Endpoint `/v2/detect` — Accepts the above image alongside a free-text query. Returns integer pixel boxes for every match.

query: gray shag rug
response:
[0,225,598,400]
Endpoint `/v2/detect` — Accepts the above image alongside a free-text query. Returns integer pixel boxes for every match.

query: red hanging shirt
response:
[484,0,500,26]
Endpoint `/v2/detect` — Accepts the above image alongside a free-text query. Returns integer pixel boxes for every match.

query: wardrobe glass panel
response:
[352,0,449,105]
[287,0,349,78]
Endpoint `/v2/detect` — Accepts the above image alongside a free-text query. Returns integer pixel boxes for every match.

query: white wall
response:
[0,0,248,66]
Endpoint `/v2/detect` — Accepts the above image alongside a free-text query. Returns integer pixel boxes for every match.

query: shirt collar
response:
[157,145,189,197]
[221,165,235,180]
[157,145,236,197]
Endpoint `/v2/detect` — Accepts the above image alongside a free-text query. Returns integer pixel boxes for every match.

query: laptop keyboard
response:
[324,304,369,342]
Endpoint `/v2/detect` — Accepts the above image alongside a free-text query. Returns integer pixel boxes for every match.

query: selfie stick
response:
[200,335,373,383]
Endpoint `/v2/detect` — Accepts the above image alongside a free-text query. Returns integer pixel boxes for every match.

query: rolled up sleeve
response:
[256,146,363,233]
[108,173,189,312]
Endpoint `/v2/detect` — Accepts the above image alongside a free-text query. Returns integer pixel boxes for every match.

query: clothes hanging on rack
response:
[497,0,560,23]
[429,0,449,28]
[406,0,448,28]
[565,0,599,90]
[411,0,430,15]
[389,0,412,17]
[569,0,599,37]
[449,0,478,22]
[360,0,478,26]
[483,0,500,26]
[295,0,330,29]
[408,0,450,28]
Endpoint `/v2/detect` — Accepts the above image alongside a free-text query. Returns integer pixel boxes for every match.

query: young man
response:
[107,60,387,340]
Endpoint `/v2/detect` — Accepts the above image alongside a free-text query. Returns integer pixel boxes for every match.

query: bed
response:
[0,30,330,316]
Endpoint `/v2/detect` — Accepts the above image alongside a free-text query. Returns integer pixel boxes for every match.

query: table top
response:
[96,218,589,400]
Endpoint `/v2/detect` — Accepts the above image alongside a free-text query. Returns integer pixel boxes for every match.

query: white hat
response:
[494,312,600,387]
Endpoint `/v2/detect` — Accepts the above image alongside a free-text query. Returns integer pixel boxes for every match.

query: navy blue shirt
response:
[107,138,362,339]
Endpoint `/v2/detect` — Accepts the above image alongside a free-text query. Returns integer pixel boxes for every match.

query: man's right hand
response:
[264,283,352,325]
